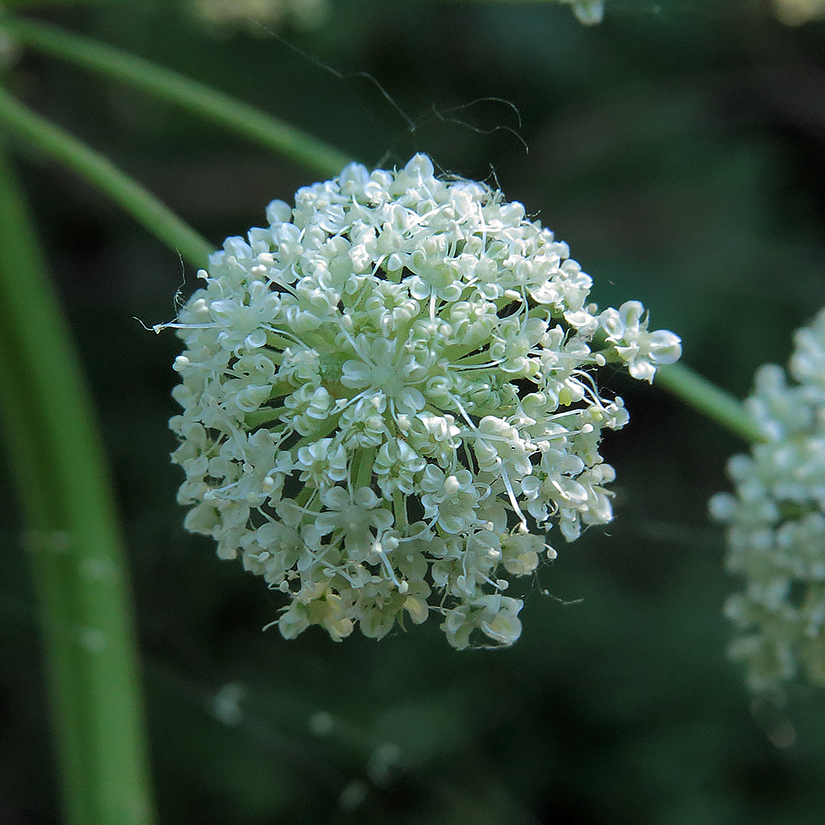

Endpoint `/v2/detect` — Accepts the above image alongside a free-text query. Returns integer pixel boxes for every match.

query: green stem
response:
[0,324,94,825]
[1,14,354,179]
[0,84,212,268]
[0,144,155,825]
[656,362,764,443]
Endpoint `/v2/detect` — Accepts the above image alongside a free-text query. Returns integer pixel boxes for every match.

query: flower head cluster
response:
[710,308,825,692]
[169,154,681,648]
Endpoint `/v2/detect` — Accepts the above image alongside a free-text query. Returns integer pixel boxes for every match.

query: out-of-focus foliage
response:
[774,0,825,26]
[2,0,825,823]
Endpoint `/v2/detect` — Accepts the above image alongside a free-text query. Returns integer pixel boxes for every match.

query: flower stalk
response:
[0,84,212,268]
[0,13,353,179]
[656,362,764,444]
[0,144,155,825]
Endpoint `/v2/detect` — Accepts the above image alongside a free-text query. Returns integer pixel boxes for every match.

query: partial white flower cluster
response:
[772,0,825,26]
[187,0,328,34]
[710,308,825,692]
[168,154,681,648]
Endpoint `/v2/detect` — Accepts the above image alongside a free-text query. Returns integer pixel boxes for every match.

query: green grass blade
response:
[0,143,156,825]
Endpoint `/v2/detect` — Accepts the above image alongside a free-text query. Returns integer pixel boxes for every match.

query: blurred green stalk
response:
[0,13,354,179]
[657,362,763,443]
[0,85,212,268]
[0,145,155,825]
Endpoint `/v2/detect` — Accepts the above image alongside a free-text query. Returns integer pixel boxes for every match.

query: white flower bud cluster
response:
[710,308,825,692]
[169,154,681,648]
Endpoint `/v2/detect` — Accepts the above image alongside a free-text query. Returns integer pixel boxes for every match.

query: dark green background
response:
[3,1,825,822]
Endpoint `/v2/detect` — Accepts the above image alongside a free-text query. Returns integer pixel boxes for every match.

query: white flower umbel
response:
[168,154,681,648]
[710,308,825,692]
